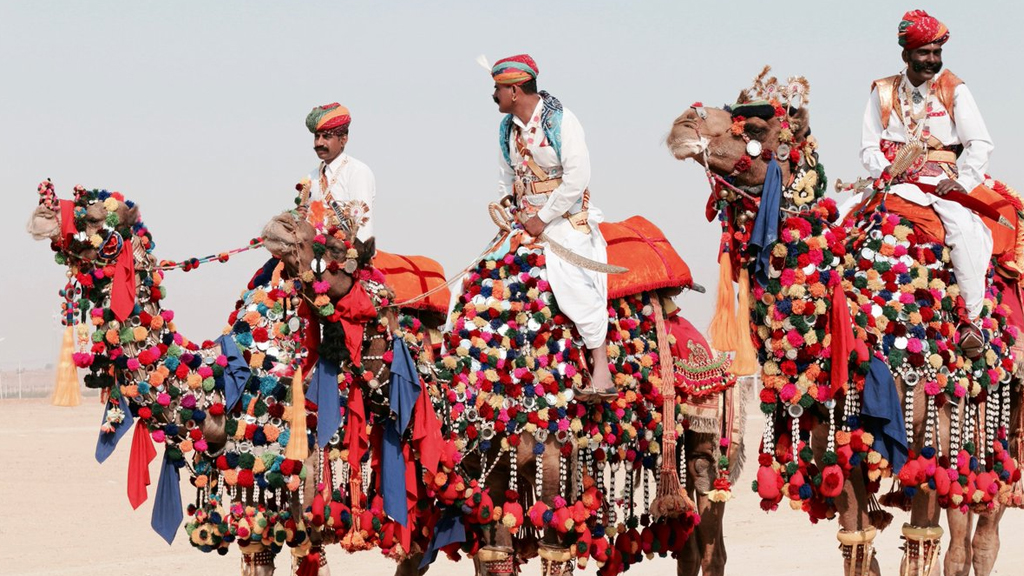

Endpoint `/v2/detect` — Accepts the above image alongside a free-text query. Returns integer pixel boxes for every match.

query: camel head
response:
[666,66,814,192]
[27,180,144,271]
[261,211,375,303]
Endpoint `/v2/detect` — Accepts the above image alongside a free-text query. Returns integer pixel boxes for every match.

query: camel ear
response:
[125,205,140,227]
[790,107,811,139]
[358,237,376,268]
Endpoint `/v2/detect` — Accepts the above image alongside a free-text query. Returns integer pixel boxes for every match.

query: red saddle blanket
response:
[373,251,450,315]
[601,215,693,299]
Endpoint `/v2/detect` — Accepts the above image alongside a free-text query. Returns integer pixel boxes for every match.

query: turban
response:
[898,10,949,51]
[491,54,539,86]
[306,103,351,133]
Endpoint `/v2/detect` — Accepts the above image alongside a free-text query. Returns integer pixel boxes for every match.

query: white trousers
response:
[931,197,993,319]
[543,226,609,349]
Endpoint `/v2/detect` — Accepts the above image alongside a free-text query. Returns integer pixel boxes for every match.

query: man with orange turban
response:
[857,10,994,355]
[304,102,376,241]
[489,53,614,396]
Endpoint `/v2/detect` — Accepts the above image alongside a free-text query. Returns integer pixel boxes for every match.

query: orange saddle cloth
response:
[600,216,694,299]
[372,251,450,315]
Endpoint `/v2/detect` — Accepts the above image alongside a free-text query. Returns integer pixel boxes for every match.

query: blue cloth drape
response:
[749,158,783,287]
[861,356,909,473]
[382,339,421,526]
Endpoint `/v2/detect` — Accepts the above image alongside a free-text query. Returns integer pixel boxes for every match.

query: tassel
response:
[708,252,738,352]
[731,269,758,376]
[52,325,81,407]
[285,366,309,461]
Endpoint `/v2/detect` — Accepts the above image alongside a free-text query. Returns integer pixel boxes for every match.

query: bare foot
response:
[588,346,615,394]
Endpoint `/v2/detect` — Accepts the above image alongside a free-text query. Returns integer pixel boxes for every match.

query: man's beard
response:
[911,60,943,75]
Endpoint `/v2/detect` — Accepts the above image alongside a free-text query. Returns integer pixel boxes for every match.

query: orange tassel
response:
[52,325,81,407]
[708,252,738,351]
[732,268,758,376]
[285,366,309,461]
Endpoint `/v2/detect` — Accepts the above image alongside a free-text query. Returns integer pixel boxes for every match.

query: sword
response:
[539,231,629,274]
[488,198,628,275]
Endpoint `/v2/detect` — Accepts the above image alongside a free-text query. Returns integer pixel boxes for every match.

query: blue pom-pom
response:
[921,446,936,459]
[533,443,545,455]
[799,484,812,499]
[542,509,554,523]
[904,486,918,499]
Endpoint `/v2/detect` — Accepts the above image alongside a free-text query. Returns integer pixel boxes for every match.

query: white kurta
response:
[309,152,376,242]
[856,72,994,318]
[497,98,609,349]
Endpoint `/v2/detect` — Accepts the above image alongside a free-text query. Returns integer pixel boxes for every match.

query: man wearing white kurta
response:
[490,53,613,395]
[855,10,993,354]
[305,102,377,241]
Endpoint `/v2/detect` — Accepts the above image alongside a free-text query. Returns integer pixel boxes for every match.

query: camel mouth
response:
[261,213,301,259]
[27,205,61,242]
[668,136,709,163]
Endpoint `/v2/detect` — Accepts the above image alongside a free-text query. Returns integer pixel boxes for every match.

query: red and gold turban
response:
[491,54,539,86]
[306,103,351,133]
[898,10,949,51]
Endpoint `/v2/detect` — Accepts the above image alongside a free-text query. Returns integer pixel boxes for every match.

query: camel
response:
[28,183,474,576]
[665,68,1021,575]
[263,204,744,576]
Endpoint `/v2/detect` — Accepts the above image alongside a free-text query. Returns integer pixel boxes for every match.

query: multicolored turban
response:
[898,10,949,51]
[491,54,539,86]
[306,103,351,133]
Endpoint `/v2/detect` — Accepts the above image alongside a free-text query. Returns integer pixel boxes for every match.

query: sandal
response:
[958,321,985,360]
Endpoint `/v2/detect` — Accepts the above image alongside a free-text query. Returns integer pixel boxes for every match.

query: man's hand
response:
[935,178,967,196]
[523,215,546,238]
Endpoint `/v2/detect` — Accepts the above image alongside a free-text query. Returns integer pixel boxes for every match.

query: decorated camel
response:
[263,197,744,576]
[27,182,479,576]
[665,67,1023,575]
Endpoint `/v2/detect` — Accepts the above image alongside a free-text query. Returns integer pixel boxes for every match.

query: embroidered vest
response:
[499,91,564,168]
[871,70,964,130]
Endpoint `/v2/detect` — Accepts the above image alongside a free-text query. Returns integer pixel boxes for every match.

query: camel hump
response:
[599,215,693,299]
[372,250,450,314]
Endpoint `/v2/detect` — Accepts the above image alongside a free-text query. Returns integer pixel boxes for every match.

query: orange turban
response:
[898,10,949,51]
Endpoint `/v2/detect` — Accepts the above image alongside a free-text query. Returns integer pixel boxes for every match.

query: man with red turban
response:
[857,10,994,355]
[303,103,376,241]
[488,53,614,396]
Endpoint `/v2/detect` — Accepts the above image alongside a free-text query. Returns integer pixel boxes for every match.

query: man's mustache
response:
[911,60,943,74]
[493,96,500,104]
[314,146,329,153]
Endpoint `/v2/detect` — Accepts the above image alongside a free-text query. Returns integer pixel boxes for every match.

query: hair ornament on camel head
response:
[898,9,949,51]
[490,54,538,85]
[306,102,351,133]
[731,65,811,120]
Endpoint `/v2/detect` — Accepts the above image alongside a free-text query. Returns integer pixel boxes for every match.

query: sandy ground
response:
[2,397,1023,576]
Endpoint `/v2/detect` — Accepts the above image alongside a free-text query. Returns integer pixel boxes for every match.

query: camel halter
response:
[685,103,802,217]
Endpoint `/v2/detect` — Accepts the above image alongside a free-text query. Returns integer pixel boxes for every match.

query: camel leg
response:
[943,509,973,576]
[240,548,276,576]
[811,417,881,576]
[900,491,943,576]
[395,553,429,576]
[970,505,1004,576]
[677,433,726,576]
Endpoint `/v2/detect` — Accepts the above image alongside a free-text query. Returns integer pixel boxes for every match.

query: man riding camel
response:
[858,9,995,357]
[490,53,614,396]
[304,102,377,240]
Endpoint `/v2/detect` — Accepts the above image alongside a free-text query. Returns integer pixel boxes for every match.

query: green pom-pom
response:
[822,451,838,465]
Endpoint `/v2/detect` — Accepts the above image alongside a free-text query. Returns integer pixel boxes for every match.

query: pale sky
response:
[3,0,1022,369]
